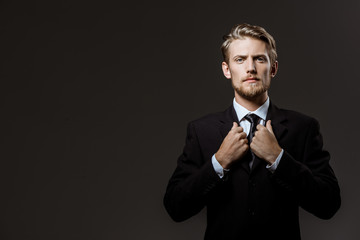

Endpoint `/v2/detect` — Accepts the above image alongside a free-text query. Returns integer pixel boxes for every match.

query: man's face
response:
[222,37,278,101]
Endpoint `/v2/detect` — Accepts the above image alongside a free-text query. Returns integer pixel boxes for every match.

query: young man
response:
[164,23,340,240]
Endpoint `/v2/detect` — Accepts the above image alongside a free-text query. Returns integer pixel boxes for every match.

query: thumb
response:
[266,120,274,134]
[232,122,238,129]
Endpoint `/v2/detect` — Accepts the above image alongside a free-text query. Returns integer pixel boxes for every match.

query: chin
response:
[235,86,267,100]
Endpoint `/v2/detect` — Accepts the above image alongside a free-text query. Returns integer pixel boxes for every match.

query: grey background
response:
[0,0,359,239]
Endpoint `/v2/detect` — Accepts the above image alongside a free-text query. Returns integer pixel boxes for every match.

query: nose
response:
[246,59,256,73]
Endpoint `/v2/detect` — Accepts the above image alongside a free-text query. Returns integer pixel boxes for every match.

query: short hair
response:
[221,23,277,64]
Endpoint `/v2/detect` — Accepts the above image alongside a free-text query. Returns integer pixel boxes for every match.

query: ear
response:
[271,61,278,78]
[222,61,231,79]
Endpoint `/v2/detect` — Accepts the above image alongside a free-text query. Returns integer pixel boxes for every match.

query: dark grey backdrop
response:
[1,0,359,239]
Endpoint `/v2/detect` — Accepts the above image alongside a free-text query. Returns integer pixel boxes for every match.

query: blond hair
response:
[221,23,277,64]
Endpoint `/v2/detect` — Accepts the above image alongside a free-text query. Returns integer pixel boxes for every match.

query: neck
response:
[234,92,268,111]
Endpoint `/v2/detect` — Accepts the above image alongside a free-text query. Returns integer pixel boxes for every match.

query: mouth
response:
[243,77,259,83]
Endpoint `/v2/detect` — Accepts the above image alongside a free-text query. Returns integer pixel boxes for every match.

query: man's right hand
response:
[215,122,249,169]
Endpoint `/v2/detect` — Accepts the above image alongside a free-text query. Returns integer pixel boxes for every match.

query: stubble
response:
[232,81,270,100]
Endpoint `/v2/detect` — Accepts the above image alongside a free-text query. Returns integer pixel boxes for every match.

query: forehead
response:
[228,37,269,58]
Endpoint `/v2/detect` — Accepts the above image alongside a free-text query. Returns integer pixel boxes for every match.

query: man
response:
[163,23,340,240]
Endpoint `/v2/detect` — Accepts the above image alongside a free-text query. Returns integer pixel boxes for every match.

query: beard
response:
[232,81,270,100]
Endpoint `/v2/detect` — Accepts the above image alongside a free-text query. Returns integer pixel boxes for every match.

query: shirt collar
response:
[233,97,270,122]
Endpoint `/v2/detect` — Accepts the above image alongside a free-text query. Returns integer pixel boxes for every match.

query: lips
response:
[244,77,259,83]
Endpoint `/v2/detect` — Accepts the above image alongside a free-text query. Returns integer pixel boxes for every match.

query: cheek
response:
[261,68,271,78]
[262,67,270,75]
[234,68,246,78]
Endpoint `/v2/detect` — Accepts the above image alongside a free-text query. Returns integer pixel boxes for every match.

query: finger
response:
[242,143,249,153]
[239,138,248,145]
[238,132,247,139]
[233,125,244,133]
[237,126,244,132]
[266,120,274,134]
[256,124,265,130]
[249,141,255,150]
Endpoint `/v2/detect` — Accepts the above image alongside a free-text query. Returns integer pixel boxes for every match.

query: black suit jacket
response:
[164,102,340,240]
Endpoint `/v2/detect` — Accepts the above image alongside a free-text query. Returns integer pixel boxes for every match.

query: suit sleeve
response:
[273,118,341,219]
[163,122,223,222]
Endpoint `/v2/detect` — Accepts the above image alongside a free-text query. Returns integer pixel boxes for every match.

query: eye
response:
[235,58,244,63]
[256,57,266,63]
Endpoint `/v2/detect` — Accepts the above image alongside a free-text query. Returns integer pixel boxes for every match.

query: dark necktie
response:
[244,113,260,144]
[244,114,260,168]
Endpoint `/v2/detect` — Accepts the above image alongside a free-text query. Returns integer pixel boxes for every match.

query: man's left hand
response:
[250,120,282,164]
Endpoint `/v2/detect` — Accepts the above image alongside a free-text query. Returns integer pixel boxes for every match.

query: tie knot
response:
[244,113,260,125]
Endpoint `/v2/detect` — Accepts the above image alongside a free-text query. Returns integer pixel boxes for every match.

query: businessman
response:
[164,23,341,240]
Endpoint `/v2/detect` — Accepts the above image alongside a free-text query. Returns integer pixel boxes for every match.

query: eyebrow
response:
[232,54,269,61]
[233,54,268,59]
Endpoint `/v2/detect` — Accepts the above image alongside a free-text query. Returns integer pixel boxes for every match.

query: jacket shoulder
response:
[188,108,230,130]
[274,106,320,128]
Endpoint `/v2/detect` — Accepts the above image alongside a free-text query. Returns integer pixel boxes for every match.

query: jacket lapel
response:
[220,105,239,138]
[265,101,288,141]
[219,105,251,173]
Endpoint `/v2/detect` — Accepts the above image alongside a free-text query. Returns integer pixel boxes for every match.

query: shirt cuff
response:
[211,154,229,178]
[266,149,284,173]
